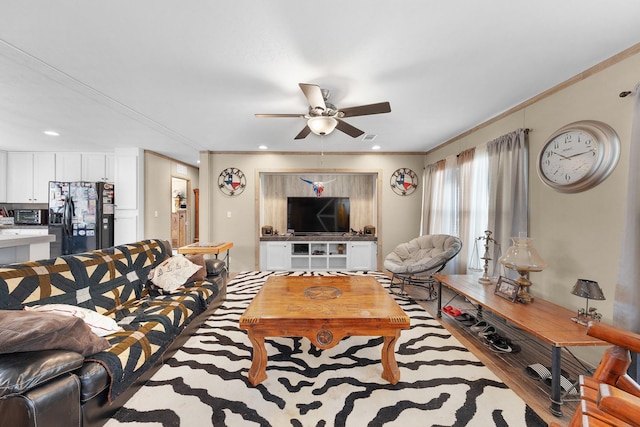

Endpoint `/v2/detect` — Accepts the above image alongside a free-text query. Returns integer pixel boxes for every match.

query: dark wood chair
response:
[551,321,640,427]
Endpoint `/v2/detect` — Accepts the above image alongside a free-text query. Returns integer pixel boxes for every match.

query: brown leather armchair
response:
[552,321,640,427]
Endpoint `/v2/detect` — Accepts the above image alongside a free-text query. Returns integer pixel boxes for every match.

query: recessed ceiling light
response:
[44,130,59,136]
[258,145,268,150]
[371,145,381,150]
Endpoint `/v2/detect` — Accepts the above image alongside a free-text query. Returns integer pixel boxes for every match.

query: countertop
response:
[0,225,49,229]
[0,234,56,249]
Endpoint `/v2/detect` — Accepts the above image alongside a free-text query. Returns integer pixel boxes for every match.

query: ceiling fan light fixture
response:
[307,116,338,136]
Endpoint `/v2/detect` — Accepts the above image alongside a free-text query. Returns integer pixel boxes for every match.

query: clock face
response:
[537,121,620,193]
[539,130,601,185]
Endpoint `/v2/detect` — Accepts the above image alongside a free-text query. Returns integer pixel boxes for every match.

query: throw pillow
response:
[185,254,207,284]
[24,304,122,337]
[0,310,110,356]
[148,255,202,292]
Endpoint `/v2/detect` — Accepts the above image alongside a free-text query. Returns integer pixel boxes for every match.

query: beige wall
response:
[424,48,640,364]
[199,153,424,272]
[144,152,200,244]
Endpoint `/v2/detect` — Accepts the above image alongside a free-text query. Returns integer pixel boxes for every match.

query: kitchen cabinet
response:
[0,151,6,203]
[82,153,114,182]
[55,153,82,181]
[7,152,56,203]
[0,227,49,236]
[114,153,138,210]
[171,210,187,248]
[113,148,144,244]
[114,210,137,246]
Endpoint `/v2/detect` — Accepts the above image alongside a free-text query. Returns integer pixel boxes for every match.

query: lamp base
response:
[571,308,602,325]
[571,316,590,326]
[478,274,492,285]
[514,273,534,303]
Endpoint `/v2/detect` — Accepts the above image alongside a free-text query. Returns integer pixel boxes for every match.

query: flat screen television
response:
[287,197,350,234]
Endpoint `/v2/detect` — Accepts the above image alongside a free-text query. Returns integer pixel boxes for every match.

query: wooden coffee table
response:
[239,275,410,386]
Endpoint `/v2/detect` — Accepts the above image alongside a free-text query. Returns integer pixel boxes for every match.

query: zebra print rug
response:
[105,271,546,427]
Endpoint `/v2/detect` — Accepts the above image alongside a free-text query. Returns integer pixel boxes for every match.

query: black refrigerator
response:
[48,181,115,257]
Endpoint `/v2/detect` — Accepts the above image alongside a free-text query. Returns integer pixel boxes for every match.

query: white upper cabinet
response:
[0,151,6,203]
[7,152,56,203]
[55,153,82,182]
[82,153,114,182]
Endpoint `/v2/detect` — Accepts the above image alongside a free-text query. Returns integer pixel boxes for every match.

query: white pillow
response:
[24,304,122,337]
[148,255,202,293]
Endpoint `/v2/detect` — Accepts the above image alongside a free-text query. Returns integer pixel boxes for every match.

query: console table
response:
[178,241,233,271]
[433,274,608,417]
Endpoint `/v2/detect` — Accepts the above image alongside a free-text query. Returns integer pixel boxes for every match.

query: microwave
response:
[14,209,48,225]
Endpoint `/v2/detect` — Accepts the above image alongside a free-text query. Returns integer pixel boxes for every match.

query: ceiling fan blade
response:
[336,119,365,138]
[255,113,305,118]
[294,126,312,140]
[339,102,391,118]
[299,83,326,111]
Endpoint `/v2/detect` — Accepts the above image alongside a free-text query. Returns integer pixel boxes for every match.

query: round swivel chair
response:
[384,234,462,301]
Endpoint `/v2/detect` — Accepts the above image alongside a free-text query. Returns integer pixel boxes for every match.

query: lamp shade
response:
[499,237,547,272]
[307,116,338,136]
[571,279,605,300]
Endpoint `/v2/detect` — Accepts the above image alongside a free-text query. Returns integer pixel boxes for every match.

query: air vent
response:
[362,134,377,141]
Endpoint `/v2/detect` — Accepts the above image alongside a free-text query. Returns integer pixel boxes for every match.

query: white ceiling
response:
[1,1,640,166]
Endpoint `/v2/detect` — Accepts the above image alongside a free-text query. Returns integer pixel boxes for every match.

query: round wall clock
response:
[537,120,620,193]
[390,168,418,196]
[218,167,246,196]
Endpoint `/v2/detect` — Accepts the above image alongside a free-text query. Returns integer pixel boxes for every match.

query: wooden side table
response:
[178,241,233,271]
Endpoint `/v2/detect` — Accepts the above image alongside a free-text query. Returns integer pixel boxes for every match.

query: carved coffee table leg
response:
[381,331,401,384]
[247,331,268,386]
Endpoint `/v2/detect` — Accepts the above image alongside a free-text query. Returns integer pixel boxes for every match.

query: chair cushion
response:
[384,234,462,275]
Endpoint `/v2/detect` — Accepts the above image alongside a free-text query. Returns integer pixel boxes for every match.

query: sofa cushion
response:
[0,349,84,397]
[185,254,207,283]
[24,304,122,337]
[76,361,110,402]
[0,310,110,356]
[148,255,202,292]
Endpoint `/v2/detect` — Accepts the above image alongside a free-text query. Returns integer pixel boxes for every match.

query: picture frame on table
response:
[495,276,520,302]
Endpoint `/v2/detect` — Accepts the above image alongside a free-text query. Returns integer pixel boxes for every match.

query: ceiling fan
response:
[255,83,391,140]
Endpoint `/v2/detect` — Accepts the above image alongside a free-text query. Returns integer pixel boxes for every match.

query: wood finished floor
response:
[405,282,590,427]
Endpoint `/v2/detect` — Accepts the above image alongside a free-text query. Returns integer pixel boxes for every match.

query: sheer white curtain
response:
[460,143,491,274]
[421,156,458,235]
[486,129,529,256]
[614,83,640,333]
[420,155,460,272]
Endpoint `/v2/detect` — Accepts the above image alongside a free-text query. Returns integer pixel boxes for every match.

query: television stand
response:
[259,236,377,271]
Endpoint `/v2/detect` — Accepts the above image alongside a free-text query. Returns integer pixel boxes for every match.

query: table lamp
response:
[570,279,605,325]
[498,236,547,303]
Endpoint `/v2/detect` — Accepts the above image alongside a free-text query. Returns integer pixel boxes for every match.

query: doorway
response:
[171,177,189,248]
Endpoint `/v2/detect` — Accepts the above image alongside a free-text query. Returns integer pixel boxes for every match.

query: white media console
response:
[259,237,377,271]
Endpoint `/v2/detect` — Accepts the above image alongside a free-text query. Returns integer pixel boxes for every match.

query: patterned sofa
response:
[0,239,227,427]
